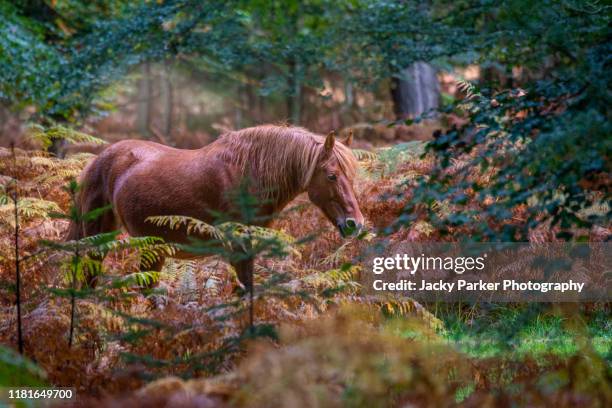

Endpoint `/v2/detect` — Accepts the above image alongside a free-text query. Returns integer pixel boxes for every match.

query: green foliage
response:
[26,124,107,149]
[41,180,175,346]
[84,187,324,378]
[329,0,475,85]
[302,264,362,295]
[375,141,425,178]
[439,304,611,360]
[0,1,64,114]
[0,185,8,205]
[0,198,61,228]
[147,215,225,242]
[147,214,301,260]
[0,0,476,121]
[0,345,46,387]
[398,1,611,241]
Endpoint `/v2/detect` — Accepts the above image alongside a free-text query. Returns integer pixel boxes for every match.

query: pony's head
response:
[307,131,364,237]
[216,125,364,237]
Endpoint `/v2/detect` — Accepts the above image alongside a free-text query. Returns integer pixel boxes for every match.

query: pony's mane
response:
[211,125,357,202]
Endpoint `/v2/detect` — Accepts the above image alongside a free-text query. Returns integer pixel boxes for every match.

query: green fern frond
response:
[0,198,61,227]
[320,241,351,266]
[219,222,301,258]
[94,235,166,253]
[73,234,176,270]
[116,271,160,287]
[147,215,301,257]
[60,256,102,284]
[381,299,415,317]
[365,141,426,178]
[139,244,176,269]
[303,265,361,293]
[146,215,225,241]
[161,259,197,285]
[28,156,60,169]
[456,78,480,100]
[34,167,83,185]
[64,152,97,162]
[379,298,445,331]
[327,266,360,283]
[0,185,9,205]
[161,258,179,281]
[26,124,107,149]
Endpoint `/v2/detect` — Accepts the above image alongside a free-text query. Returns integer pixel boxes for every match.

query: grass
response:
[374,303,611,404]
[401,304,612,403]
[437,305,611,360]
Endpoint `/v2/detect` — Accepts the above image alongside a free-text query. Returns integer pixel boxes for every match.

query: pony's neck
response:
[270,171,308,212]
[260,137,318,211]
[213,125,322,213]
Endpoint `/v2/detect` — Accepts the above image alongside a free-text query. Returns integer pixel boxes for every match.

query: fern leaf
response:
[352,149,378,161]
[26,124,107,149]
[0,198,61,227]
[456,78,480,100]
[146,215,225,242]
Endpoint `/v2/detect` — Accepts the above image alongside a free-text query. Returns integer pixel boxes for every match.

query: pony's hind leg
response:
[68,169,116,288]
[231,257,254,292]
[82,209,116,288]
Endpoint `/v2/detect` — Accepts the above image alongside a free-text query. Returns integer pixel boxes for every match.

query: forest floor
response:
[0,141,609,407]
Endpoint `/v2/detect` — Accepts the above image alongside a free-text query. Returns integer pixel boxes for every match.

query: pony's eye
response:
[327,174,337,181]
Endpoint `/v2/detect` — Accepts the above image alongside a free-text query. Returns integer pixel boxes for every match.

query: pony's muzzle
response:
[338,218,363,237]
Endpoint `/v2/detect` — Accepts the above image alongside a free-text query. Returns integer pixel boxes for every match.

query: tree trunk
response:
[235,83,244,129]
[0,104,7,136]
[287,58,302,125]
[391,61,440,120]
[160,63,173,139]
[136,62,153,138]
[246,83,262,123]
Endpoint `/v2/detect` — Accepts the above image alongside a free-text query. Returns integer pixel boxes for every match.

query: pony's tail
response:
[64,158,108,242]
[65,178,86,242]
[65,214,82,242]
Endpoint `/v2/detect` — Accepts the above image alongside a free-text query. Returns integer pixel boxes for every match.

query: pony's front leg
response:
[231,257,254,292]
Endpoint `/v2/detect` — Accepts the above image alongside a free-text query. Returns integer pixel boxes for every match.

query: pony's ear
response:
[343,130,353,147]
[324,131,336,151]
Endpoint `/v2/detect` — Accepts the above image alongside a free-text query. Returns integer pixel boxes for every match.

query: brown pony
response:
[68,125,364,289]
